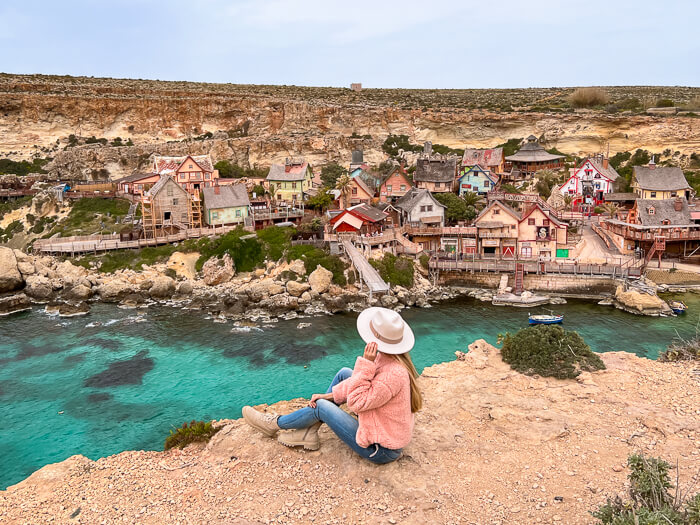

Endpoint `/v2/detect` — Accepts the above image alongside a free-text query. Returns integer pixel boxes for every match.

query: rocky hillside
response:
[1,74,699,180]
[1,341,698,524]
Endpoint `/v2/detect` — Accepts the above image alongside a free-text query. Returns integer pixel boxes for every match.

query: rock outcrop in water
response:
[1,341,698,524]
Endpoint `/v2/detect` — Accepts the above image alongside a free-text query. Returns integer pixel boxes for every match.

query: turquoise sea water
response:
[1,296,699,489]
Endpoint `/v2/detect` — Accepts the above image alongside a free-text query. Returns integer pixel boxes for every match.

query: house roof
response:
[347,203,388,223]
[520,203,566,227]
[202,184,251,212]
[604,192,638,202]
[395,188,446,213]
[586,158,620,181]
[145,175,186,197]
[380,166,412,187]
[505,136,564,163]
[114,172,159,184]
[413,156,458,182]
[633,166,691,191]
[461,148,504,169]
[459,164,499,185]
[153,155,214,174]
[352,175,375,197]
[636,198,692,226]
[475,200,521,223]
[266,161,309,181]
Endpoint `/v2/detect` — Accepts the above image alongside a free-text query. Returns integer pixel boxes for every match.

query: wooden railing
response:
[429,258,643,278]
[601,221,700,241]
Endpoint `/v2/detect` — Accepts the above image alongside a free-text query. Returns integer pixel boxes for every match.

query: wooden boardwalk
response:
[341,240,390,294]
[429,258,643,278]
[33,224,249,255]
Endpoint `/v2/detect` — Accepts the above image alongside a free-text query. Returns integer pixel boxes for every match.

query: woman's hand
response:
[363,342,378,362]
[309,393,333,408]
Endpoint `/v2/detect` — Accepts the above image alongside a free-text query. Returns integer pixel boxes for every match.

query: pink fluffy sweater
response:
[331,352,414,449]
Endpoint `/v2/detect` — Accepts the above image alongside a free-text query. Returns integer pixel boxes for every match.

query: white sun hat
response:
[356,307,415,355]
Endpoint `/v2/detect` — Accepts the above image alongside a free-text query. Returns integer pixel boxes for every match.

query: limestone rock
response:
[63,283,93,301]
[287,259,306,275]
[268,283,285,296]
[167,251,199,280]
[308,265,333,294]
[202,255,235,286]
[24,275,54,301]
[97,279,137,302]
[0,293,31,316]
[47,301,90,317]
[381,294,399,308]
[55,260,89,287]
[286,280,310,297]
[0,246,23,293]
[613,285,672,316]
[177,280,194,295]
[149,276,176,299]
[13,250,36,277]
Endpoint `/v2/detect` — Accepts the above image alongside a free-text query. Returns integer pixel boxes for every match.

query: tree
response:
[251,184,266,197]
[433,193,475,223]
[602,202,620,219]
[306,191,333,212]
[563,194,574,211]
[320,163,346,187]
[534,169,560,199]
[462,190,484,209]
[215,160,235,178]
[335,174,352,209]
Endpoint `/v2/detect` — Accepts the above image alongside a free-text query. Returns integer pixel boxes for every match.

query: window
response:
[521,246,532,258]
[212,211,219,220]
[292,182,297,189]
[434,182,440,189]
[395,173,400,178]
[166,186,173,196]
[235,209,241,217]
[494,209,500,215]
[648,206,655,215]
[426,205,433,212]
[172,198,179,205]
[671,191,677,197]
[543,219,549,226]
[387,185,392,192]
[188,164,194,169]
[511,224,516,230]
[180,174,186,180]
[164,211,171,220]
[400,185,406,191]
[420,205,426,212]
[352,187,358,195]
[650,192,657,198]
[205,173,210,180]
[528,218,535,225]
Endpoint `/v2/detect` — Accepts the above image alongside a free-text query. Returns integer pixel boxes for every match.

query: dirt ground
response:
[1,341,698,525]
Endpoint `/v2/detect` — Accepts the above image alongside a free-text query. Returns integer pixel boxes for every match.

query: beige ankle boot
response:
[277,422,322,451]
[242,406,280,437]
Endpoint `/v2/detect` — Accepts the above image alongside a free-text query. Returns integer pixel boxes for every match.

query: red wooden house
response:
[329,203,388,235]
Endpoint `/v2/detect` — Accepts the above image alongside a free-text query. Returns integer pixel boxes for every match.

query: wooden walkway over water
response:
[341,240,390,294]
[429,258,643,278]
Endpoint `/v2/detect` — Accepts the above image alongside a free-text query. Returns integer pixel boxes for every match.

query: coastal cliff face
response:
[2,341,698,524]
[2,74,699,180]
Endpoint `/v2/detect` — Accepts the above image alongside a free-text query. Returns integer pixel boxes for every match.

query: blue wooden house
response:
[457,164,499,196]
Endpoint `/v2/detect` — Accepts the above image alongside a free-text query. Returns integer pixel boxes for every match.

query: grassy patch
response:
[499,325,605,379]
[660,332,700,362]
[74,243,180,273]
[0,157,49,175]
[369,253,414,288]
[287,244,347,285]
[50,198,131,237]
[164,420,220,450]
[0,195,32,221]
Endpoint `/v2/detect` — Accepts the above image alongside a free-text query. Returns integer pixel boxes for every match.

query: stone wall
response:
[438,270,619,296]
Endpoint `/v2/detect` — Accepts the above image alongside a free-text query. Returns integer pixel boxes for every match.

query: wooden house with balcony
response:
[631,162,693,200]
[266,158,314,204]
[474,201,521,259]
[461,147,505,174]
[329,203,388,235]
[152,155,219,194]
[140,176,202,238]
[505,136,564,176]
[413,143,458,193]
[559,155,620,208]
[115,173,161,196]
[202,184,250,226]
[457,164,499,195]
[601,197,700,258]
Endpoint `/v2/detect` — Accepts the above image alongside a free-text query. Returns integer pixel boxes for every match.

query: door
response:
[503,246,515,259]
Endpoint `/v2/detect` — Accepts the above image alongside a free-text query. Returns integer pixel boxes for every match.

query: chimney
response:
[674,197,683,211]
[424,141,433,155]
[648,155,656,169]
[214,185,220,195]
[602,156,609,169]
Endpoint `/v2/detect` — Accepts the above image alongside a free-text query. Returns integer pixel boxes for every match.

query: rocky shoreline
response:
[0,246,484,321]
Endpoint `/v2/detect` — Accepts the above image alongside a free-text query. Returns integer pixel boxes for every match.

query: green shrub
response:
[164,420,220,450]
[434,192,475,222]
[500,325,605,379]
[370,253,414,288]
[382,134,423,157]
[0,157,49,175]
[164,268,178,280]
[256,226,295,262]
[495,138,523,157]
[195,228,265,272]
[659,334,700,362]
[592,454,699,525]
[320,162,347,187]
[419,254,430,270]
[656,98,675,108]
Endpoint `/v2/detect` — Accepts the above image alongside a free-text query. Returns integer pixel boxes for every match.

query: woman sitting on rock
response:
[242,307,422,464]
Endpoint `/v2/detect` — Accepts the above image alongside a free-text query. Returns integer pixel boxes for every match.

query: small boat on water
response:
[667,300,688,314]
[528,313,564,325]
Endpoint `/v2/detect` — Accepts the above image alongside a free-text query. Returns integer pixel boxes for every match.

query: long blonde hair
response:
[392,352,423,413]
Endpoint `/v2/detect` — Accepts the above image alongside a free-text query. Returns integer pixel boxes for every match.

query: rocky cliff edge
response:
[1,342,698,524]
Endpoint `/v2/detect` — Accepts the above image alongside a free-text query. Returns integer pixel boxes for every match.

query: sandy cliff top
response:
[1,341,698,524]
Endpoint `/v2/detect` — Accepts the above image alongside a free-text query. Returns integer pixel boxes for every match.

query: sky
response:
[0,0,698,88]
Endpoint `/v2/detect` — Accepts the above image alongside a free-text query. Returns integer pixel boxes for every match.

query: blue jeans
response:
[277,367,402,464]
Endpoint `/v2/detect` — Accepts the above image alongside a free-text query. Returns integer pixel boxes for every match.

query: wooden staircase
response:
[188,191,203,228]
[141,194,156,239]
[513,263,524,294]
[644,236,666,269]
